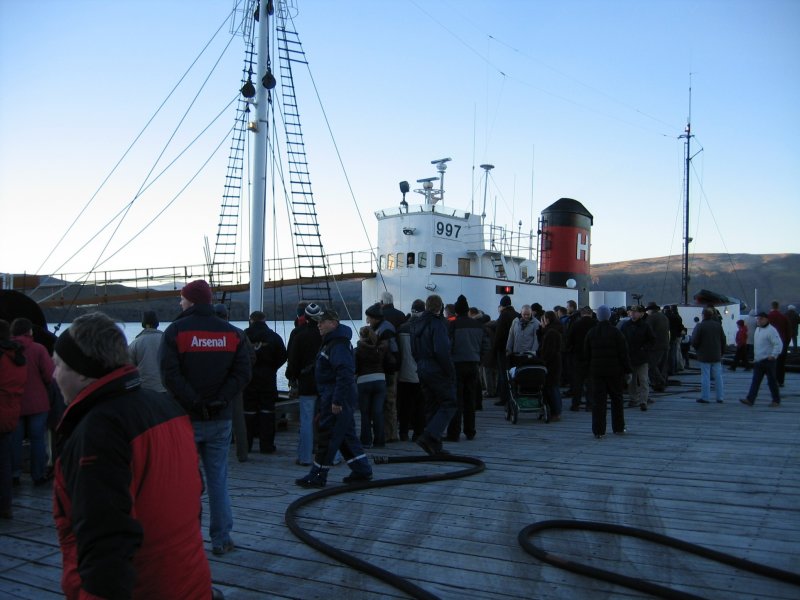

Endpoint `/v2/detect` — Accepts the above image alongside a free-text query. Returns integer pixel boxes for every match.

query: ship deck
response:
[2,367,799,599]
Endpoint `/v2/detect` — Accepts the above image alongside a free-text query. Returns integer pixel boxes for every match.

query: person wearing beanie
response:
[596,305,612,322]
[286,302,322,466]
[446,294,484,441]
[492,295,519,406]
[52,312,213,598]
[159,280,252,556]
[179,279,213,305]
[243,311,287,455]
[584,304,632,437]
[128,310,166,393]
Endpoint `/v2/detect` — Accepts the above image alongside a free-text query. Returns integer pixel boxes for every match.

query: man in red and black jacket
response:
[52,312,213,599]
[160,279,252,557]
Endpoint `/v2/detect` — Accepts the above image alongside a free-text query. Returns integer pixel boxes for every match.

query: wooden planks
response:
[1,368,798,599]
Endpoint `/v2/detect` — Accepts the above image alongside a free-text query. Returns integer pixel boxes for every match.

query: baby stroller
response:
[506,352,548,424]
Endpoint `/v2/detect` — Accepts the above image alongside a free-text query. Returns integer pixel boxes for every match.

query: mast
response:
[248,0,271,313]
[679,84,694,305]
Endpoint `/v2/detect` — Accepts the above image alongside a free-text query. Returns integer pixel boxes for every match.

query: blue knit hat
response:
[596,305,612,322]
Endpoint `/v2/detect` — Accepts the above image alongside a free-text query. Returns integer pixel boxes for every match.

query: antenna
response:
[678,75,702,305]
[431,158,451,201]
[480,164,494,223]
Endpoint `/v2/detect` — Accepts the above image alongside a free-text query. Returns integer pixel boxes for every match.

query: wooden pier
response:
[1,368,798,599]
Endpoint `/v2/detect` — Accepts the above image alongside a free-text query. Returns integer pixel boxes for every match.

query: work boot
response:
[343,454,373,483]
[415,431,449,456]
[295,464,329,488]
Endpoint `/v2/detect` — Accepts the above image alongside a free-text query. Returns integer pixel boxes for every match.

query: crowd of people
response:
[0,282,797,598]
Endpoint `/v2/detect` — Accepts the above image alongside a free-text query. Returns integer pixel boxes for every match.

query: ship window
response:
[387,253,395,270]
[379,255,386,270]
[434,253,443,268]
[418,252,427,268]
[396,253,405,268]
[520,266,528,280]
[458,258,470,276]
[407,252,415,266]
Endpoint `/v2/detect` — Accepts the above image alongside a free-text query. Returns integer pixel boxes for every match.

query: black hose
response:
[284,453,485,600]
[518,519,800,600]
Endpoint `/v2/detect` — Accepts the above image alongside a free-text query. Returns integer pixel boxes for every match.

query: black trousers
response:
[448,362,479,438]
[590,374,625,436]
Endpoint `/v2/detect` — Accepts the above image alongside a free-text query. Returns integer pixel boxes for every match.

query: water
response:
[49,319,366,391]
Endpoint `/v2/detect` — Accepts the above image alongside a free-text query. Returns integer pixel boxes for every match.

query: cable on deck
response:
[518,519,800,600]
[284,453,485,600]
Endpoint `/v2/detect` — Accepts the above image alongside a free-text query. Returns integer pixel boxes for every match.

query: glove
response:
[205,398,227,418]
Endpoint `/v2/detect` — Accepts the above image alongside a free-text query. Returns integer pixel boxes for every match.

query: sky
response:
[1,0,798,281]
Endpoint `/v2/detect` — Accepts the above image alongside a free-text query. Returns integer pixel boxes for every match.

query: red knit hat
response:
[181,279,212,305]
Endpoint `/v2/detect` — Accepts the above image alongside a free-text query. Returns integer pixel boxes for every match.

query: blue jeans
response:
[746,359,780,404]
[297,395,317,464]
[11,412,48,482]
[358,380,386,446]
[699,361,724,401]
[193,419,233,549]
[544,384,562,417]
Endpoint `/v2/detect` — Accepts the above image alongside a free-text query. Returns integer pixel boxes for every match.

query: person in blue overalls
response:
[295,307,373,488]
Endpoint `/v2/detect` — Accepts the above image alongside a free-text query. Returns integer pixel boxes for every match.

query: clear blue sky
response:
[1,0,798,278]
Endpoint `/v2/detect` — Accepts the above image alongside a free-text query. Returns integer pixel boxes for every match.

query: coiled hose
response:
[518,519,800,600]
[286,455,800,599]
[285,453,485,600]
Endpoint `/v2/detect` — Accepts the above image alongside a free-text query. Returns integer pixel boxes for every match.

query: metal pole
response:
[249,0,270,313]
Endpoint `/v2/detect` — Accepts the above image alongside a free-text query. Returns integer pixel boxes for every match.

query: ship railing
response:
[6,250,376,302]
[462,223,538,261]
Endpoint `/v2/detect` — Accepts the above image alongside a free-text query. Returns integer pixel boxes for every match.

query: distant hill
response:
[31,253,799,323]
[591,253,799,310]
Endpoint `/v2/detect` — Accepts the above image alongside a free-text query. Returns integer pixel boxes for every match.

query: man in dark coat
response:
[645,302,670,391]
[446,294,484,441]
[409,294,457,455]
[566,306,596,411]
[244,311,287,453]
[584,305,631,437]
[621,305,655,411]
[539,311,564,420]
[691,307,727,404]
[491,295,519,406]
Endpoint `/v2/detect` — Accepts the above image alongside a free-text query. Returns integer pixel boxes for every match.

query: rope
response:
[285,453,485,600]
[518,519,800,600]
